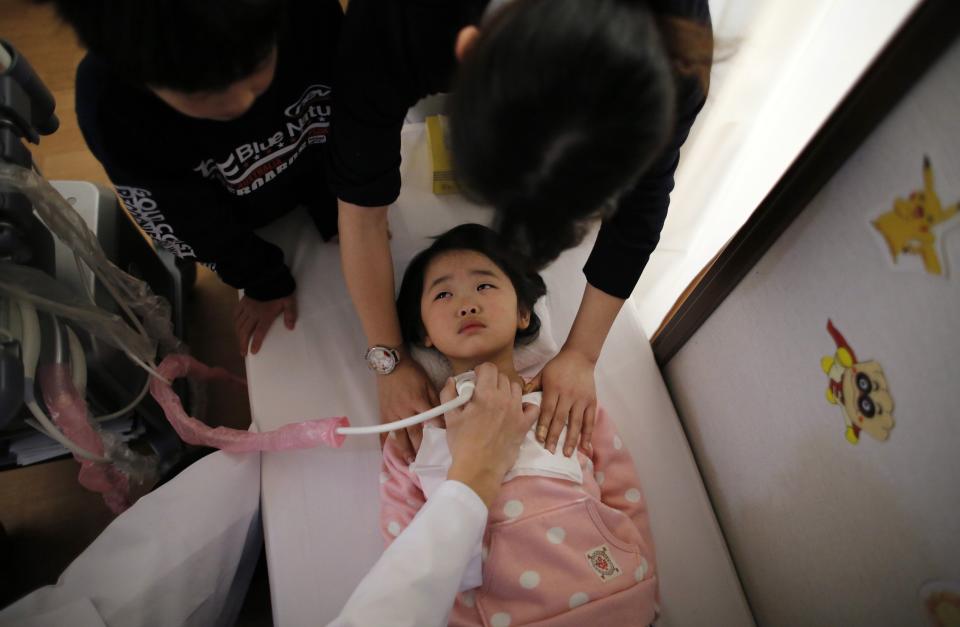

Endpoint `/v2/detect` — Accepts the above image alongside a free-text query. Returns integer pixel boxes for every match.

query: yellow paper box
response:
[426,115,459,195]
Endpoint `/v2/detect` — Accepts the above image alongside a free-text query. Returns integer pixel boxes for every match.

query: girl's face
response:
[420,250,530,364]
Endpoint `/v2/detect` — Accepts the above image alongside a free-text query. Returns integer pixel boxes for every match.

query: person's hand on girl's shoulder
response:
[235,293,298,356]
[377,359,439,464]
[529,348,597,457]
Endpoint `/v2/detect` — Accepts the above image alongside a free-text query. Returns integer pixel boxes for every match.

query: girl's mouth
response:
[459,322,485,334]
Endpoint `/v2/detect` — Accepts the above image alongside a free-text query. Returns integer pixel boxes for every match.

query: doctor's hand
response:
[442,363,539,507]
[529,347,597,457]
[236,293,297,356]
[378,360,440,463]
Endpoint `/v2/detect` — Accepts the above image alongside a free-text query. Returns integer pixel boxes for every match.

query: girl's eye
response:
[477,283,495,292]
[433,291,452,301]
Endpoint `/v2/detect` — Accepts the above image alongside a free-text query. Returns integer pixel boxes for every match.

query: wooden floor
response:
[1,0,266,621]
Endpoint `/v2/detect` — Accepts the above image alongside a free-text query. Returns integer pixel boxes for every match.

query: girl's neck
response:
[449,348,523,386]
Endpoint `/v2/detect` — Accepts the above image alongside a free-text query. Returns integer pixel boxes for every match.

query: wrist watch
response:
[365,345,401,375]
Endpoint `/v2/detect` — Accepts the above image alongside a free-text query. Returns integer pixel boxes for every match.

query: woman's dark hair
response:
[39,0,283,92]
[397,223,547,348]
[449,0,713,269]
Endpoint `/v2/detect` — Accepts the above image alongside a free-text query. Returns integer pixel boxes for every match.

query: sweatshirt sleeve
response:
[582,79,706,299]
[379,438,428,547]
[327,0,477,207]
[107,166,297,301]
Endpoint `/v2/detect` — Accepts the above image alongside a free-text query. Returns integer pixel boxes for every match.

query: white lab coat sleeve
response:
[0,451,261,627]
[329,480,488,627]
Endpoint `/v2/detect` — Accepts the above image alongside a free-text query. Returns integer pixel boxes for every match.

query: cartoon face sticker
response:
[921,581,960,627]
[840,360,895,441]
[821,320,896,444]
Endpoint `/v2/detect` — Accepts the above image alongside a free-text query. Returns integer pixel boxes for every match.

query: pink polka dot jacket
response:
[379,406,658,626]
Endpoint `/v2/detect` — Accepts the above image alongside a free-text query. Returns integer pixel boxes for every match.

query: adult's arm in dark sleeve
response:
[327,0,410,207]
[108,168,296,301]
[582,82,707,299]
[328,0,472,207]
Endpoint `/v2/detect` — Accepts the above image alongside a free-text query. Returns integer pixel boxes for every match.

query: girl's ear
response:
[518,308,531,331]
[423,334,434,348]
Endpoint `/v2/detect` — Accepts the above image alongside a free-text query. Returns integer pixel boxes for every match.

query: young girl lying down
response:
[380,224,657,626]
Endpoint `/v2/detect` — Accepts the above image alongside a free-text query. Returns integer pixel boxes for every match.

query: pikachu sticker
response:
[872,157,959,276]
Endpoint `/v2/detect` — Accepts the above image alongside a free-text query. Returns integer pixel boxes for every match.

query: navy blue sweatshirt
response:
[76,0,343,300]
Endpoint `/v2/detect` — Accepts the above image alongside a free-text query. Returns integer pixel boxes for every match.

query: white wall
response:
[663,36,960,627]
[632,0,923,335]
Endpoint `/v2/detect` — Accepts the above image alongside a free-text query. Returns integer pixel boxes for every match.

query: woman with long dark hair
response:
[334,0,713,461]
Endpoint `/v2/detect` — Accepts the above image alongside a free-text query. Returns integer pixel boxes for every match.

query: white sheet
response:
[247,123,754,626]
[0,450,262,627]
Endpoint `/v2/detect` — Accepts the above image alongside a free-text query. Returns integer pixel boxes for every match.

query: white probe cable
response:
[336,374,477,436]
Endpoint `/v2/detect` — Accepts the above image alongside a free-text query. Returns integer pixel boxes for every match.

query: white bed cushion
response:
[246,124,754,627]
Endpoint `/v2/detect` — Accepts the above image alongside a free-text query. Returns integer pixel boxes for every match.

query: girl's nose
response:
[458,305,479,317]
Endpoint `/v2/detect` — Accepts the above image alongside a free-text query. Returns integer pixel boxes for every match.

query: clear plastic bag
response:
[39,362,157,513]
[153,354,347,452]
[0,262,155,368]
[1,163,176,510]
[0,163,182,359]
[2,163,348,480]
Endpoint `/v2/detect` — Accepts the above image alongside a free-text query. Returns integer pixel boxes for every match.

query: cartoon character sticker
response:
[872,156,959,276]
[920,581,960,627]
[820,320,895,444]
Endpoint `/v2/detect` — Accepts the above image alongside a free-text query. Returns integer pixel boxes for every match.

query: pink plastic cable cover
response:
[151,354,348,451]
[38,364,135,514]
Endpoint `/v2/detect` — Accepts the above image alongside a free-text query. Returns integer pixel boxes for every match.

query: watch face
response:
[367,347,398,374]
